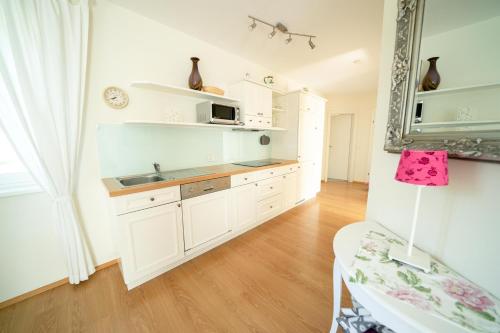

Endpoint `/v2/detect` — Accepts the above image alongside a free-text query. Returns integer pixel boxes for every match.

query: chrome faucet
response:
[153,162,161,176]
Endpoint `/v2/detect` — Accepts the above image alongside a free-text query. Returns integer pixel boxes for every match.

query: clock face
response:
[103,86,129,109]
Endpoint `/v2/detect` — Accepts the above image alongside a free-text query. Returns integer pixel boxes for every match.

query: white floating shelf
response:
[130,81,240,103]
[124,120,286,131]
[416,82,500,97]
[412,120,500,128]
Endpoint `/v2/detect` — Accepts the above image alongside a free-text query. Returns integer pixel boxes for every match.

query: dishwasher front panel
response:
[181,189,231,251]
[180,176,230,200]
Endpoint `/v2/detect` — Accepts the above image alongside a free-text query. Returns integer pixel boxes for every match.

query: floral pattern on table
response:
[348,230,500,333]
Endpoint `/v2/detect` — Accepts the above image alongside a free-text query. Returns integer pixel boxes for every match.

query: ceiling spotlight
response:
[249,19,257,31]
[308,37,316,50]
[285,34,292,44]
[268,28,276,39]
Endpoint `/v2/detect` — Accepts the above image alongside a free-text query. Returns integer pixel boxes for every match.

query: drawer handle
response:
[244,177,248,181]
[203,187,215,191]
[255,183,258,187]
[283,176,286,179]
[270,171,274,175]
[270,205,273,209]
[177,203,181,207]
[150,197,155,202]
[270,186,273,190]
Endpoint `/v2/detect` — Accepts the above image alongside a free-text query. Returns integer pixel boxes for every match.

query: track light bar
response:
[248,15,317,50]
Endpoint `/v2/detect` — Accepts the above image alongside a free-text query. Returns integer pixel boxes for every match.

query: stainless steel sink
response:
[117,174,164,187]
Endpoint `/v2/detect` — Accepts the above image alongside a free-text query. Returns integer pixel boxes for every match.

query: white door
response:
[118,201,184,283]
[328,114,352,181]
[231,183,257,231]
[182,190,231,251]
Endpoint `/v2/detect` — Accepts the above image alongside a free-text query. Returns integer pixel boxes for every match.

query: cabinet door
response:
[182,189,231,251]
[260,86,272,118]
[297,161,315,203]
[118,202,184,283]
[231,183,257,231]
[282,172,297,210]
[297,109,316,162]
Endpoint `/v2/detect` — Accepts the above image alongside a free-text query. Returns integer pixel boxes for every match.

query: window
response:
[0,128,39,197]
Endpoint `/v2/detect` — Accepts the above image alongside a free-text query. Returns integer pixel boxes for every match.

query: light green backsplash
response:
[97,124,271,177]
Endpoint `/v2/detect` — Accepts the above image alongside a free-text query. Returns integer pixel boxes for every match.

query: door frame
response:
[323,113,354,182]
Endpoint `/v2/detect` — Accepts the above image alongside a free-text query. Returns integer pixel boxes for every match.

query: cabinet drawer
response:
[244,115,259,128]
[257,194,283,222]
[231,171,258,187]
[257,167,285,180]
[262,117,272,128]
[256,176,283,201]
[113,186,181,215]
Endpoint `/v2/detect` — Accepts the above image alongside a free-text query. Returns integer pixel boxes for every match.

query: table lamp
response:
[389,149,448,273]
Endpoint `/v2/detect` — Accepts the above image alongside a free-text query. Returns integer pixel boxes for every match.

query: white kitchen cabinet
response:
[282,171,297,210]
[272,91,326,201]
[231,183,257,231]
[228,80,272,128]
[182,189,231,251]
[117,201,184,285]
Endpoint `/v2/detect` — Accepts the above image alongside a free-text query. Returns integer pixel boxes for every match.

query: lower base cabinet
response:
[283,172,297,210]
[231,183,258,231]
[110,164,305,289]
[117,201,184,284]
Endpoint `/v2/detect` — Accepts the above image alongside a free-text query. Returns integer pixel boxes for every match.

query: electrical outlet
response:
[207,153,215,162]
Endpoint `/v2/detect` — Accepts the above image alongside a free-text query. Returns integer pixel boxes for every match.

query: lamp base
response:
[388,244,431,273]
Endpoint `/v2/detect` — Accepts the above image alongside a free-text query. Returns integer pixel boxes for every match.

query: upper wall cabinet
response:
[229,80,272,129]
[385,0,500,162]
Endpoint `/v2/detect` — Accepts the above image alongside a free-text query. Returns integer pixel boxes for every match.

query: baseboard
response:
[352,181,369,185]
[0,259,119,310]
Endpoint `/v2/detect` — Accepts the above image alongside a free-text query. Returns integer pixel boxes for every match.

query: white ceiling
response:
[423,0,500,37]
[109,0,384,95]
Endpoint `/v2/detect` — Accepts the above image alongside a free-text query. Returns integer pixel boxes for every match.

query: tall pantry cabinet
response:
[271,90,326,204]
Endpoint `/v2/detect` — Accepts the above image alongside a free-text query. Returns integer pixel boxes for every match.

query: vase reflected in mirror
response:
[422,57,440,91]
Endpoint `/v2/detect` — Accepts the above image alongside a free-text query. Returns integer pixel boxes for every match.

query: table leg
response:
[330,257,342,333]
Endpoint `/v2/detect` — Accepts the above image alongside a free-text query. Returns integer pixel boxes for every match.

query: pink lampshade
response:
[395,150,449,186]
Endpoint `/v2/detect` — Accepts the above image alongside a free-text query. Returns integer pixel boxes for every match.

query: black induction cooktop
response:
[233,159,282,167]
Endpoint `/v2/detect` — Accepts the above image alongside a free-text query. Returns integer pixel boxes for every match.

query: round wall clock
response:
[103,86,129,109]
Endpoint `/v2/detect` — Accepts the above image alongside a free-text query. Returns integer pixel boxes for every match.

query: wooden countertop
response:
[102,160,298,197]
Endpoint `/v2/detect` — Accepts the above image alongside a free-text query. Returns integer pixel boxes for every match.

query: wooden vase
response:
[422,57,440,91]
[188,57,203,91]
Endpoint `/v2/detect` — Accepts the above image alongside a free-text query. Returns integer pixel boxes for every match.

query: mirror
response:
[384,0,500,162]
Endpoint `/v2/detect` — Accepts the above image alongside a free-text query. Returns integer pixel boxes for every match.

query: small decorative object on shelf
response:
[201,86,224,96]
[263,75,274,86]
[390,149,449,272]
[422,57,441,91]
[188,57,203,90]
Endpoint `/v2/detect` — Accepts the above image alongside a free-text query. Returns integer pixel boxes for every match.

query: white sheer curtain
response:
[0,0,95,283]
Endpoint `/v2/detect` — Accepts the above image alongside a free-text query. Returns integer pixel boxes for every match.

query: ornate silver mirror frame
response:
[384,0,500,162]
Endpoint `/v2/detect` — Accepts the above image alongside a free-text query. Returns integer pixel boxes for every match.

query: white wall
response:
[367,0,500,298]
[322,93,376,183]
[0,192,67,301]
[0,0,301,302]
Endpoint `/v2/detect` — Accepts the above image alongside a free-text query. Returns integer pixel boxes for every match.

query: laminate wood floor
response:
[0,181,368,333]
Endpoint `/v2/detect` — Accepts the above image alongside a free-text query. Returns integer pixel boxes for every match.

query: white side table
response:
[330,221,471,333]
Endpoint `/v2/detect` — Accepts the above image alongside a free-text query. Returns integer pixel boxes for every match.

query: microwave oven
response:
[196,101,240,125]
